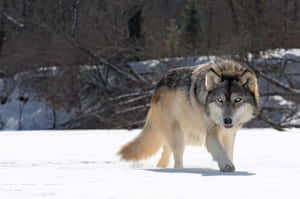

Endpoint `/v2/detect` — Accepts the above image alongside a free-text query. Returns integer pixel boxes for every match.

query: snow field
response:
[0,129,300,199]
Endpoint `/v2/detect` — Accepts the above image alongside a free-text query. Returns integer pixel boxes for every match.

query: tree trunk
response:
[0,0,8,55]
[225,0,240,35]
[206,1,214,50]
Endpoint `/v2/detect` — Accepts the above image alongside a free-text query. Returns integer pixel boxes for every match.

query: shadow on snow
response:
[145,168,255,176]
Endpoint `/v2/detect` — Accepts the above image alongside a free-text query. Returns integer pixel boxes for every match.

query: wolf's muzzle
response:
[224,117,233,128]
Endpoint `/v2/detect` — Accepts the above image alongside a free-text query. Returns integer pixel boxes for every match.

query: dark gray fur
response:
[155,65,256,110]
[156,66,197,91]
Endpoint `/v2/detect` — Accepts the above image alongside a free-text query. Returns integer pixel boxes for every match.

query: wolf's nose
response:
[224,117,232,124]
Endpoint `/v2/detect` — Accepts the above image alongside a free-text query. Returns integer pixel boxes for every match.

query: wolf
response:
[118,60,259,172]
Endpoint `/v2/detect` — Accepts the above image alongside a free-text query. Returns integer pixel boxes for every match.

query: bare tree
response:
[0,0,8,55]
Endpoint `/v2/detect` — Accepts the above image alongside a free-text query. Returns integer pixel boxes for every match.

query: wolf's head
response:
[205,68,259,129]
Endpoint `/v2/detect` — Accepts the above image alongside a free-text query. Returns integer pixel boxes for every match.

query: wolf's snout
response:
[224,117,232,124]
[224,117,233,128]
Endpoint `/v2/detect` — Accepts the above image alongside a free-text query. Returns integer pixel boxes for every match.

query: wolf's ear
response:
[205,70,221,91]
[240,70,260,108]
[240,70,256,93]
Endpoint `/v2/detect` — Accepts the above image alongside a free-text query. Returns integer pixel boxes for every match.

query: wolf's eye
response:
[216,97,224,104]
[234,97,242,103]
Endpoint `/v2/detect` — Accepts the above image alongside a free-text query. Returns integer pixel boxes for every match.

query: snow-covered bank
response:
[0,129,299,199]
[1,48,300,130]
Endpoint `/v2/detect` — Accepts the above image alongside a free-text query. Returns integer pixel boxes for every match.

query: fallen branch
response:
[107,90,153,102]
[113,104,150,116]
[118,94,151,106]
[257,115,284,131]
[256,70,300,94]
[260,92,300,96]
[115,120,146,129]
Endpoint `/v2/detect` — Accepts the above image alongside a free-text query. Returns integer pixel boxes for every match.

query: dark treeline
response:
[1,0,300,75]
[1,0,300,129]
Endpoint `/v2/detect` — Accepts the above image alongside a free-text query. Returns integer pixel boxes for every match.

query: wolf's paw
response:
[220,164,235,172]
[156,162,169,168]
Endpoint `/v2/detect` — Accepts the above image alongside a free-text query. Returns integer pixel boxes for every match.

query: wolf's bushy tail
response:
[118,108,162,160]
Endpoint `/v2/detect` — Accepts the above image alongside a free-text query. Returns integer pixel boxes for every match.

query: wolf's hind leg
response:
[156,144,171,168]
[169,122,184,168]
[206,133,235,172]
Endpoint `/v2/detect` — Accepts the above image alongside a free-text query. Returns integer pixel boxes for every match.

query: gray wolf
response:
[118,60,259,172]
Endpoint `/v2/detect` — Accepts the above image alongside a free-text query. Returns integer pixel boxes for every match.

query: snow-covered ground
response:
[0,129,300,199]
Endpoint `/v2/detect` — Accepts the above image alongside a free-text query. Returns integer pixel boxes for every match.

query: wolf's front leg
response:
[206,133,235,172]
[221,132,237,162]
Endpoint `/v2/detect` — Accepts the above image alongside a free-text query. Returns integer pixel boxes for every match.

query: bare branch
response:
[260,92,300,96]
[1,12,24,28]
[115,120,146,129]
[113,104,150,116]
[255,69,300,94]
[107,90,153,102]
[257,115,284,131]
[20,16,148,85]
[71,0,80,36]
[261,106,295,111]
[118,94,151,105]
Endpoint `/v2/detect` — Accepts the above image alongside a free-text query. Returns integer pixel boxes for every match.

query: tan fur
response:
[118,107,163,160]
[219,130,237,162]
[205,70,222,91]
[156,145,171,167]
[119,88,207,167]
[119,60,259,171]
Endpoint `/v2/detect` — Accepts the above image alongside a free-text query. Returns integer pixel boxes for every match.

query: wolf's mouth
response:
[224,124,233,129]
